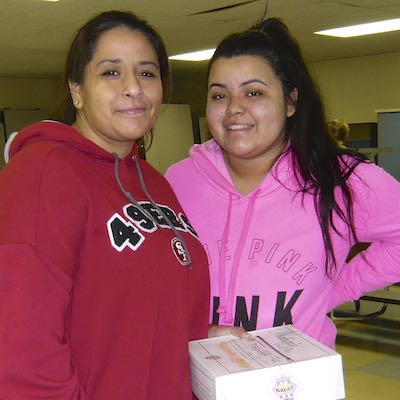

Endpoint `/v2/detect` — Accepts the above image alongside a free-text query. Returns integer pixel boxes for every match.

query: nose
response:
[226,96,244,116]
[123,73,142,98]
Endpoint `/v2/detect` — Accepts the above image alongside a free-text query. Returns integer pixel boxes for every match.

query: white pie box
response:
[189,325,345,400]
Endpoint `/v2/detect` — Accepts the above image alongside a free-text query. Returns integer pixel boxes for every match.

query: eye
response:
[140,71,157,78]
[101,70,119,77]
[247,90,262,97]
[210,93,226,101]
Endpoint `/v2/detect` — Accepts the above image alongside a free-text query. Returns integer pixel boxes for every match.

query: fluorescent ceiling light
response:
[314,18,400,38]
[169,48,216,61]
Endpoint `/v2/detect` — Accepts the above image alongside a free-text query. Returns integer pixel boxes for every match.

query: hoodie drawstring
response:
[114,154,192,268]
[216,193,233,317]
[217,190,259,323]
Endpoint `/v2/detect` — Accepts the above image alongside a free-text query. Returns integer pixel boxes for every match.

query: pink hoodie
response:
[166,139,400,348]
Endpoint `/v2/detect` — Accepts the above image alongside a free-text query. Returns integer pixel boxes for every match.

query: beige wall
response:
[170,62,208,141]
[0,77,60,169]
[146,104,194,174]
[311,52,400,124]
[0,77,60,117]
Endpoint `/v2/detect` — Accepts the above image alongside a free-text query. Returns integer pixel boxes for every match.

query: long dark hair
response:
[55,10,170,124]
[208,18,368,277]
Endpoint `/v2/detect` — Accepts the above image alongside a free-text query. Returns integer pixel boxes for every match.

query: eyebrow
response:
[96,59,159,69]
[209,78,268,90]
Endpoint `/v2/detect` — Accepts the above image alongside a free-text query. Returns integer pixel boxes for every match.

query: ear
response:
[68,80,83,109]
[286,87,298,117]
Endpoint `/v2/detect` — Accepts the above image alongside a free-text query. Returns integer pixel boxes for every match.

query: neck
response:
[224,152,281,196]
[72,118,132,159]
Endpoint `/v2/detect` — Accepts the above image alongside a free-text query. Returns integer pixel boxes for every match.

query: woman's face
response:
[70,26,163,158]
[206,55,296,166]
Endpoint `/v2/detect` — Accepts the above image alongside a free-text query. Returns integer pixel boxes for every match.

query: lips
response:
[116,106,147,115]
[225,124,254,130]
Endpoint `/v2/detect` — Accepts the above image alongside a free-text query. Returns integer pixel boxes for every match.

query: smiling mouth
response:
[225,124,254,131]
[117,107,147,115]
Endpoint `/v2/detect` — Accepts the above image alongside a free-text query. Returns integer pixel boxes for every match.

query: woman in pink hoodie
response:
[166,18,400,349]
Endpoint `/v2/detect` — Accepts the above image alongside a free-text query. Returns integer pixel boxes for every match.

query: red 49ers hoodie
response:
[0,121,209,400]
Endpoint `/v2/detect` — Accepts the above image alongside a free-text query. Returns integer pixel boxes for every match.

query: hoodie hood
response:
[189,138,295,198]
[8,120,138,163]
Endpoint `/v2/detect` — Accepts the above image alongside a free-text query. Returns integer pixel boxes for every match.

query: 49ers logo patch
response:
[171,237,190,266]
[107,201,198,253]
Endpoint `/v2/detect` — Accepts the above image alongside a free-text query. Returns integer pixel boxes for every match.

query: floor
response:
[333,285,400,399]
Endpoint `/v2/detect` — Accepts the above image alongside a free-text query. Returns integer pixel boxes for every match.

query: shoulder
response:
[345,160,400,214]
[165,156,193,172]
[3,140,83,189]
[348,159,399,188]
[166,140,219,181]
[165,156,196,184]
[0,144,89,247]
[0,139,89,216]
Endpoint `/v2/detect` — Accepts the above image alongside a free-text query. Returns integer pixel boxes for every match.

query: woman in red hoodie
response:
[0,10,209,400]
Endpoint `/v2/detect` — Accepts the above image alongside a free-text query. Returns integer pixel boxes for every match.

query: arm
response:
[0,150,90,399]
[0,246,89,399]
[329,163,400,309]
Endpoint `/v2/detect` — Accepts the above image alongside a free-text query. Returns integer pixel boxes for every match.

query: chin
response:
[119,126,149,138]
[226,144,255,156]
